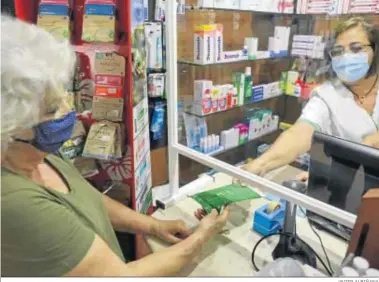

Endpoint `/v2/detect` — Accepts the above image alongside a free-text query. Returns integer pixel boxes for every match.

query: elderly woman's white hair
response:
[1,15,76,150]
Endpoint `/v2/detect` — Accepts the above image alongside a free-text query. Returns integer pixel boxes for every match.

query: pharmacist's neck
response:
[2,142,47,177]
[347,75,378,95]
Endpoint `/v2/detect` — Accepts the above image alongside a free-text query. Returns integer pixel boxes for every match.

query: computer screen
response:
[306,132,379,232]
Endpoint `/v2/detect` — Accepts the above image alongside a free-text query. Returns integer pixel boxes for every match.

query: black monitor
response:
[1,0,16,17]
[306,132,379,240]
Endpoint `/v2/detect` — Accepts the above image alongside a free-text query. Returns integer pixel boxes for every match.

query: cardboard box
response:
[194,25,215,65]
[348,189,379,269]
[150,147,169,187]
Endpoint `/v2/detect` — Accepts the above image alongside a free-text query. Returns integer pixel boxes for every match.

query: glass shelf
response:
[178,55,291,66]
[206,128,280,157]
[184,6,375,17]
[185,6,295,15]
[183,94,284,118]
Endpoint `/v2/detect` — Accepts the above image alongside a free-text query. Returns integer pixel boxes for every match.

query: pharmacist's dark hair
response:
[325,17,379,78]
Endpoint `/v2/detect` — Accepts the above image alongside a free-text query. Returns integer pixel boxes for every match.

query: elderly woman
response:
[1,16,230,277]
[242,17,379,179]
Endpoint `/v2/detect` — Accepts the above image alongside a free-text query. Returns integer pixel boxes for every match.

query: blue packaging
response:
[150,102,165,141]
[39,4,69,16]
[251,93,264,103]
[270,50,288,58]
[85,4,115,16]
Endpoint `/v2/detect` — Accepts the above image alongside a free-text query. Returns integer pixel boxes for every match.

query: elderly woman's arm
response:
[362,131,379,148]
[102,195,191,244]
[67,209,230,277]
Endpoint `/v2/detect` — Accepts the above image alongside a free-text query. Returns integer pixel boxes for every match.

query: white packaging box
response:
[245,37,258,57]
[269,37,281,53]
[248,118,262,140]
[274,26,291,51]
[221,50,246,62]
[256,51,271,59]
[292,42,313,49]
[214,0,240,9]
[194,25,215,65]
[265,82,282,99]
[291,48,308,56]
[198,0,214,8]
[282,0,295,13]
[221,128,239,149]
[194,80,213,103]
[214,24,224,62]
[239,0,261,10]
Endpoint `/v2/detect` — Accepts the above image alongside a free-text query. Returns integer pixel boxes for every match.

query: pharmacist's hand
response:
[296,171,309,183]
[232,160,266,186]
[194,207,231,237]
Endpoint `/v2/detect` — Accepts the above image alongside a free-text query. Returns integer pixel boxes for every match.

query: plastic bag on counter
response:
[255,258,305,277]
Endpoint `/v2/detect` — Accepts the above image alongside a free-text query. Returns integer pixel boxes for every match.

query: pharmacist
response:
[1,16,230,277]
[242,17,379,179]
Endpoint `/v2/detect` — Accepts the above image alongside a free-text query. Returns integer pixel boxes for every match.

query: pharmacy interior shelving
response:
[175,2,379,185]
[176,7,304,184]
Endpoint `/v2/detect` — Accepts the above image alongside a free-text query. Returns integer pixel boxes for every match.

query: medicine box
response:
[194,25,215,65]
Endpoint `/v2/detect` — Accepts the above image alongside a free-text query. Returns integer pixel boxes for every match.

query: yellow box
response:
[82,15,115,43]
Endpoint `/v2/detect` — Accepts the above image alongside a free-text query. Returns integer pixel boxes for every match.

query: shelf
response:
[184,6,377,17]
[183,94,283,118]
[178,55,290,66]
[206,128,279,157]
[185,6,294,15]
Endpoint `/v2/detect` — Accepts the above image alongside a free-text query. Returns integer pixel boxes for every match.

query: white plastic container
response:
[341,267,359,277]
[365,268,379,277]
[352,256,370,275]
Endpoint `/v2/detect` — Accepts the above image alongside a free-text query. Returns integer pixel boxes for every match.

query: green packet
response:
[191,184,261,214]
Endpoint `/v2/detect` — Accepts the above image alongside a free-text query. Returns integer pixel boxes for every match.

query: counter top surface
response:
[147,165,348,277]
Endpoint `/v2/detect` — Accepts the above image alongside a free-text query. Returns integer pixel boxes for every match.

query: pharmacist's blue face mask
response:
[332,52,370,83]
[30,111,76,154]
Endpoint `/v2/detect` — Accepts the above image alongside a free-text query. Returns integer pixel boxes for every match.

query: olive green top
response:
[1,155,125,277]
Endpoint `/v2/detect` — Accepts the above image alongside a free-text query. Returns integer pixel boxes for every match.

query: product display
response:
[291,34,325,59]
[145,22,163,70]
[296,0,379,14]
[82,0,116,42]
[198,0,295,13]
[37,0,70,41]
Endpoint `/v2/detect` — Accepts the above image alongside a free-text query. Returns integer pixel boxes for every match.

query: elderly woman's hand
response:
[362,132,379,149]
[151,219,192,244]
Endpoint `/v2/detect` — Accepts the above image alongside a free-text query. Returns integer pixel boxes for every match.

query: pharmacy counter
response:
[146,165,348,277]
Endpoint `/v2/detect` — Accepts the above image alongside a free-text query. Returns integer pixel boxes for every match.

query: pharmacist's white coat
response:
[299,80,379,143]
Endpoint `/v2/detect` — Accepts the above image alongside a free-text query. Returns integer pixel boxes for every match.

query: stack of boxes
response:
[219,110,280,151]
[194,24,290,65]
[192,78,284,116]
[245,109,279,141]
[297,0,379,14]
[194,24,224,64]
[199,0,295,13]
[193,80,237,116]
[251,82,282,103]
[346,0,378,14]
[291,35,325,59]
[268,26,291,57]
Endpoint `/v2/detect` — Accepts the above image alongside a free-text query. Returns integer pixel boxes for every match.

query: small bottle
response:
[352,257,370,275]
[200,138,205,153]
[341,267,359,277]
[365,268,379,277]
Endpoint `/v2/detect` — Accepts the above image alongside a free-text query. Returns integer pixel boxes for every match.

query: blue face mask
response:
[332,52,370,83]
[32,111,77,154]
